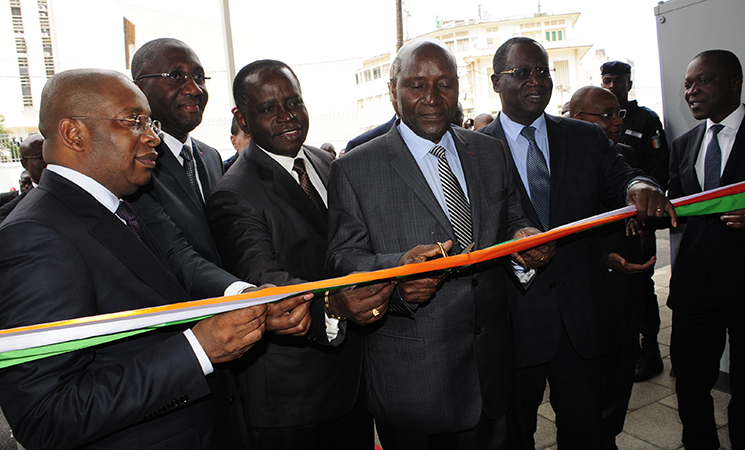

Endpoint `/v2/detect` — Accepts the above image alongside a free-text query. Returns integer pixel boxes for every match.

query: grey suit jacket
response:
[126,138,239,299]
[326,122,532,433]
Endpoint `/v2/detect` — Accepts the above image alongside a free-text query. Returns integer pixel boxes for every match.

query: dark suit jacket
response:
[0,185,31,222]
[326,123,532,433]
[126,139,238,299]
[668,115,745,317]
[0,170,242,450]
[206,143,363,428]
[0,190,18,207]
[480,114,646,367]
[345,115,396,152]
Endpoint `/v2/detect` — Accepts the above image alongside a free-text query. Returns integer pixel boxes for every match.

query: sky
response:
[121,0,667,107]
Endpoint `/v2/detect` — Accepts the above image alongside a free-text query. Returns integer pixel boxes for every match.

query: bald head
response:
[131,38,190,80]
[473,113,494,130]
[570,86,624,143]
[39,69,134,146]
[38,69,159,197]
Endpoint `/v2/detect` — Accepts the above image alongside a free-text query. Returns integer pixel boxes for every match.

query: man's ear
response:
[235,111,250,134]
[491,73,501,93]
[731,75,743,93]
[389,79,398,103]
[58,119,86,153]
[627,78,633,91]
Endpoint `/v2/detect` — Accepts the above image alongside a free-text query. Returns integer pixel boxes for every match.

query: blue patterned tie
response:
[704,124,724,191]
[521,126,550,230]
[430,145,473,249]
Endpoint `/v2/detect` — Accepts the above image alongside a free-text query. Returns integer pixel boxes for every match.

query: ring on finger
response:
[372,308,380,318]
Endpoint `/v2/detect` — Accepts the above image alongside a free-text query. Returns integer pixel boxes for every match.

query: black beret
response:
[601,61,631,75]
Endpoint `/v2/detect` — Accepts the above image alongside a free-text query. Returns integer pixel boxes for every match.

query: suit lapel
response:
[248,144,327,240]
[156,142,205,212]
[491,115,542,230]
[44,172,187,304]
[386,126,456,243]
[544,115,568,229]
[721,119,745,186]
[452,129,480,246]
[682,124,707,194]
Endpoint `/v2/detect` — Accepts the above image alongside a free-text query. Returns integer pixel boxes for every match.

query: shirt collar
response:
[259,145,306,175]
[499,112,548,144]
[397,121,457,162]
[161,131,194,159]
[46,164,120,214]
[707,103,745,133]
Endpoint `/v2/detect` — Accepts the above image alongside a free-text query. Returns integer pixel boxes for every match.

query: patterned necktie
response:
[115,200,158,255]
[292,158,327,219]
[429,145,473,249]
[704,124,724,191]
[180,145,203,202]
[521,126,551,230]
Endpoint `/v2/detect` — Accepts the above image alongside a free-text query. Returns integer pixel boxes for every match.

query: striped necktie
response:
[429,145,473,249]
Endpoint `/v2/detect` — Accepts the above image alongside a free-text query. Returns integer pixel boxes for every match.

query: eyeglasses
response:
[20,155,44,160]
[136,71,211,84]
[579,109,627,120]
[499,67,555,80]
[71,115,162,135]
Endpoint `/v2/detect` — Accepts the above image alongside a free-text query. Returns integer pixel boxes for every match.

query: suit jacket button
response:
[472,279,479,287]
[549,283,556,290]
[475,328,482,336]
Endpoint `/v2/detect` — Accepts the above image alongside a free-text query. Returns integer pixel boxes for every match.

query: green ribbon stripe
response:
[1,191,743,369]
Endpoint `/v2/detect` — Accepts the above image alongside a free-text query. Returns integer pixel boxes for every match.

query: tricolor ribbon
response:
[1,181,744,369]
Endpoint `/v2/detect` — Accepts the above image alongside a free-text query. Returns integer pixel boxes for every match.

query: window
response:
[554,60,569,87]
[545,29,565,42]
[373,67,381,80]
[456,38,469,53]
[364,70,372,82]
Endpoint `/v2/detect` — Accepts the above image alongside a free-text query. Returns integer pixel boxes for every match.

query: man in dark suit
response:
[326,39,554,450]
[0,134,46,222]
[479,37,675,449]
[0,69,268,450]
[126,38,249,300]
[569,85,656,449]
[207,60,394,450]
[668,49,745,449]
[601,60,670,383]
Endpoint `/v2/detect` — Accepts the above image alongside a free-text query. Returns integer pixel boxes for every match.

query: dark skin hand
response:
[722,208,745,229]
[625,217,643,237]
[192,303,269,364]
[511,227,556,269]
[396,240,453,304]
[608,254,656,275]
[326,281,397,325]
[266,292,314,336]
[626,183,678,228]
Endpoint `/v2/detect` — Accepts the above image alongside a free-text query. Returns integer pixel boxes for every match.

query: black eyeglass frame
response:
[578,109,627,120]
[499,66,555,80]
[136,71,211,84]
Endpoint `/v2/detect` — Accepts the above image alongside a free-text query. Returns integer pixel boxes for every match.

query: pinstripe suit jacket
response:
[326,122,532,433]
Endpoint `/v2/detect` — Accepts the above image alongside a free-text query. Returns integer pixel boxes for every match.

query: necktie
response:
[180,145,203,202]
[521,126,551,230]
[704,124,724,191]
[429,145,473,249]
[115,200,158,255]
[292,158,327,219]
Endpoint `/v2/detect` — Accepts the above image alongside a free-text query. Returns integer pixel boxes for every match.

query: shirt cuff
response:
[224,281,256,297]
[183,328,214,376]
[512,260,537,287]
[325,312,340,342]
